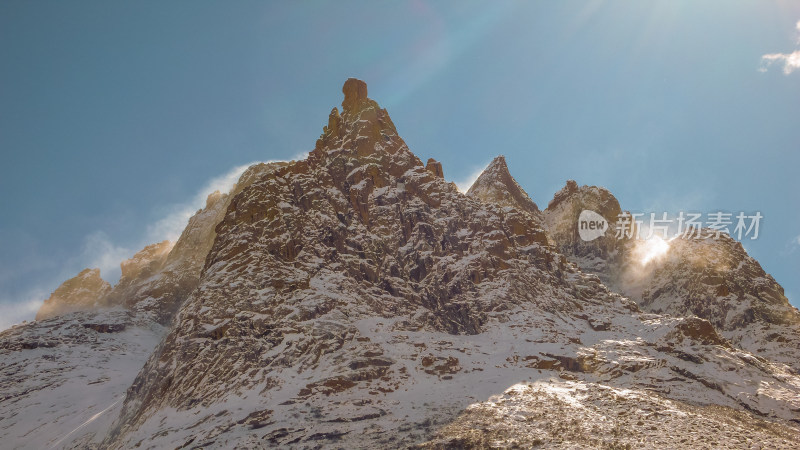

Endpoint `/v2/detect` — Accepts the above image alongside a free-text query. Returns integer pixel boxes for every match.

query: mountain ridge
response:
[3,78,798,449]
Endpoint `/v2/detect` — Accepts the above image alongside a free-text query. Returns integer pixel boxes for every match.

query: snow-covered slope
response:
[420,379,799,448]
[0,310,164,449]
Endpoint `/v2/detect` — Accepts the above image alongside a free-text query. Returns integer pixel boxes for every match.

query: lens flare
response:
[636,235,670,266]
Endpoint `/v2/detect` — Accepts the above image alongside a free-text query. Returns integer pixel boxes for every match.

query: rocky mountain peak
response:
[313,79,404,162]
[547,179,579,210]
[35,268,112,320]
[341,77,369,112]
[543,181,622,242]
[205,190,223,209]
[119,240,172,284]
[426,158,444,178]
[546,179,620,216]
[541,179,800,372]
[467,155,540,216]
[542,181,624,284]
[614,230,800,371]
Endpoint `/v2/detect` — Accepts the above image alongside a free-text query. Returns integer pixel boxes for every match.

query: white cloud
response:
[787,234,800,254]
[760,51,800,75]
[0,296,45,331]
[760,20,800,75]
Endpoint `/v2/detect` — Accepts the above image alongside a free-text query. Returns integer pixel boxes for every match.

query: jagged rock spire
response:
[543,179,622,257]
[341,78,369,112]
[35,268,112,320]
[313,78,405,160]
[467,155,540,215]
[426,158,444,178]
[545,179,621,223]
[547,179,579,210]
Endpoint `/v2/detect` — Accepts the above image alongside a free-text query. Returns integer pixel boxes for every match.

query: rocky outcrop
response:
[425,158,444,178]
[341,77,369,111]
[467,155,540,217]
[35,268,112,320]
[109,241,172,298]
[542,180,623,285]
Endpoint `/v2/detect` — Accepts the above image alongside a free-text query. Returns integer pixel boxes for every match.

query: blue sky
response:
[1,1,799,329]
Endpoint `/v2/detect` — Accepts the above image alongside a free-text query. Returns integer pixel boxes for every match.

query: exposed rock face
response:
[467,155,540,217]
[133,163,289,323]
[426,158,444,178]
[120,240,172,282]
[99,80,800,449]
[108,241,173,302]
[342,77,369,111]
[35,268,112,320]
[100,187,234,324]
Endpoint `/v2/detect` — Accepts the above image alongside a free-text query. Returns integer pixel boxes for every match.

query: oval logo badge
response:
[578,210,608,241]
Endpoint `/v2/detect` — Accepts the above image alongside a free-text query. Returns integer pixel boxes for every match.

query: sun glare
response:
[637,235,670,266]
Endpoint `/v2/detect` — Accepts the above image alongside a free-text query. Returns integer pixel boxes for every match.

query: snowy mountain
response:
[2,79,799,449]
[0,310,164,448]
